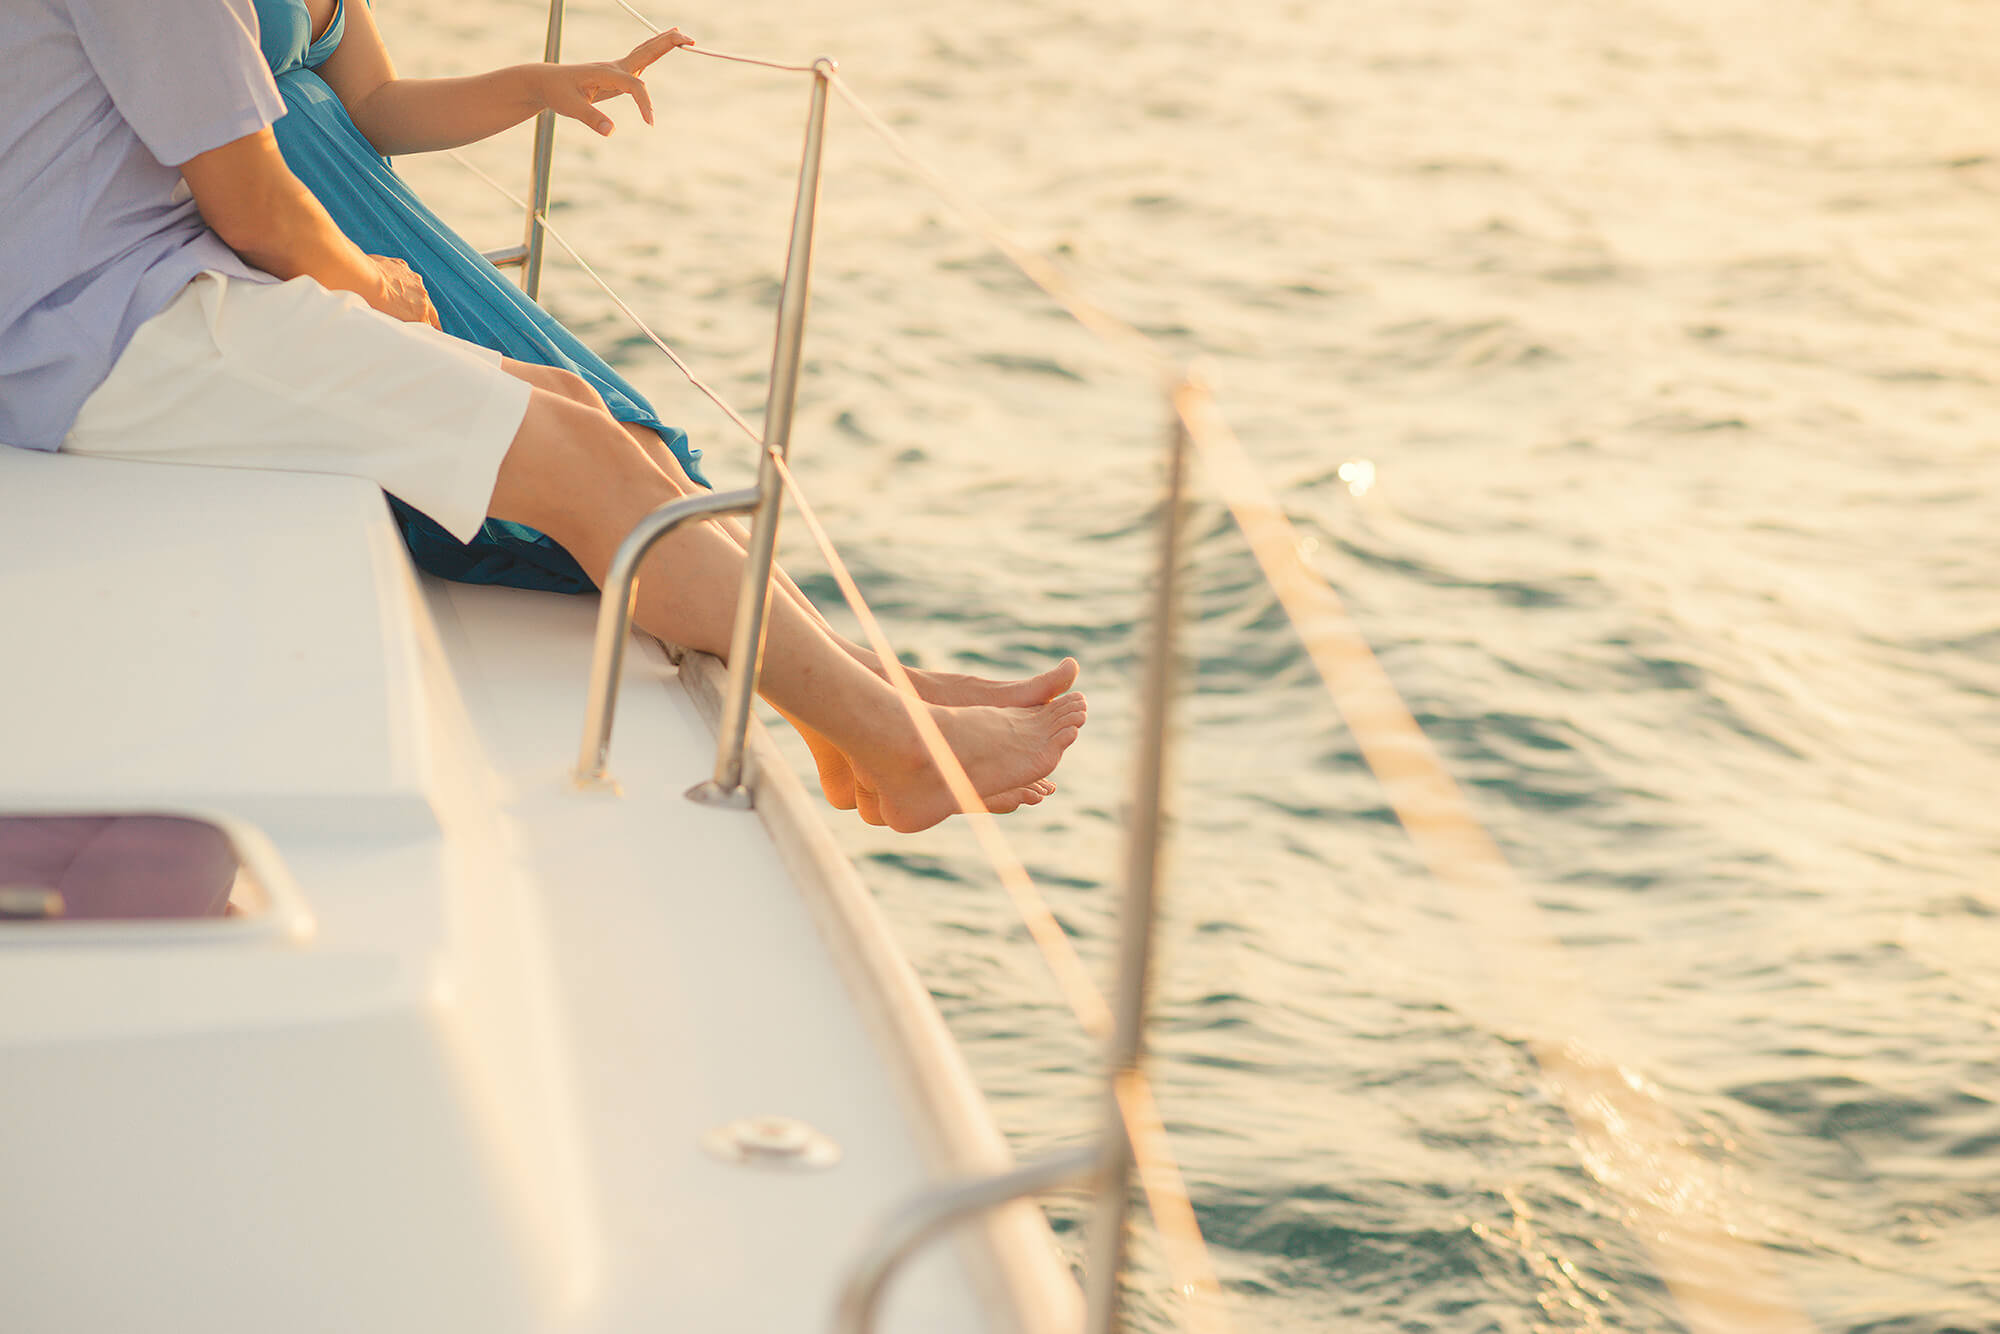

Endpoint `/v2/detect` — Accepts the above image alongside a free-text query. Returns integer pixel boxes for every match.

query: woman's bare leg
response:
[489,377,1084,831]
[513,372,1072,791]
[612,418,1080,707]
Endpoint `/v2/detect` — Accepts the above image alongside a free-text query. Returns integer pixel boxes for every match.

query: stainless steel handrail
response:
[574,487,761,788]
[833,1145,1104,1334]
[688,58,837,808]
[520,0,567,301]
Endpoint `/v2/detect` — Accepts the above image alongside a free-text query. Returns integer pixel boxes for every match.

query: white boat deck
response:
[0,448,1074,1333]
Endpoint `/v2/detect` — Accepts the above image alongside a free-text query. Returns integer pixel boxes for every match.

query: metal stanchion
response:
[1083,393,1193,1332]
[689,57,837,809]
[828,392,1195,1334]
[521,0,568,300]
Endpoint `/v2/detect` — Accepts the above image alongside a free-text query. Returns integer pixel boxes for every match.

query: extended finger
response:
[553,83,620,135]
[619,29,692,75]
[595,68,654,125]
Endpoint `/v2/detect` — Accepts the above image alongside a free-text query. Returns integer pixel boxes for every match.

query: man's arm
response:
[179,128,436,327]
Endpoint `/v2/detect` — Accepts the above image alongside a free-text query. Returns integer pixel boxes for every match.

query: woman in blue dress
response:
[245,0,1080,818]
[254,0,704,594]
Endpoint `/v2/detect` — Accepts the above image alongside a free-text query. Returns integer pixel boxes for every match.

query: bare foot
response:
[851,693,1087,833]
[854,773,1051,823]
[776,708,858,810]
[854,777,884,826]
[984,778,1056,815]
[790,717,1056,819]
[858,654,1080,709]
[803,731,857,810]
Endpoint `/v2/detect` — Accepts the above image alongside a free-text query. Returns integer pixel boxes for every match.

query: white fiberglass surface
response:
[421,575,1022,1334]
[0,448,435,838]
[0,446,1031,1331]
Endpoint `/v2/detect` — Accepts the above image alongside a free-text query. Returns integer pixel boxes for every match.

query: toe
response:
[985,788,1027,815]
[1047,691,1087,720]
[1035,657,1081,699]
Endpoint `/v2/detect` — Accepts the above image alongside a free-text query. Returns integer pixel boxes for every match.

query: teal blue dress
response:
[254,0,708,593]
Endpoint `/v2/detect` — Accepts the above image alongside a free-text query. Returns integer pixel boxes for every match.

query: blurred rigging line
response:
[1171,382,1814,1333]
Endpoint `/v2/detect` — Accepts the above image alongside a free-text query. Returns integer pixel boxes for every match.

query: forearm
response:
[210,173,387,303]
[345,67,549,157]
[180,129,395,313]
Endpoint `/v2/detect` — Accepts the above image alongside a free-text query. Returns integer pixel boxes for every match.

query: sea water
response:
[390,0,2000,1328]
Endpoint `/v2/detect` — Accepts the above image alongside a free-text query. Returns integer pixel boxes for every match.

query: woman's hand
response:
[536,30,695,137]
[369,255,441,329]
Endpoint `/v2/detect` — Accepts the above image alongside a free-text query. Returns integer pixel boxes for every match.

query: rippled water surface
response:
[391,1,2000,1328]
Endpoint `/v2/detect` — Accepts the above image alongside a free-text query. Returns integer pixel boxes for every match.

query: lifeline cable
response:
[443,149,766,449]
[611,0,817,73]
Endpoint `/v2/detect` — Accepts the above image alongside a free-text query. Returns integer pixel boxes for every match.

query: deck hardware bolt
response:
[702,1115,842,1170]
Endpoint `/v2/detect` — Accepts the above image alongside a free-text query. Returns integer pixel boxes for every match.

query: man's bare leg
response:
[489,379,1084,832]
